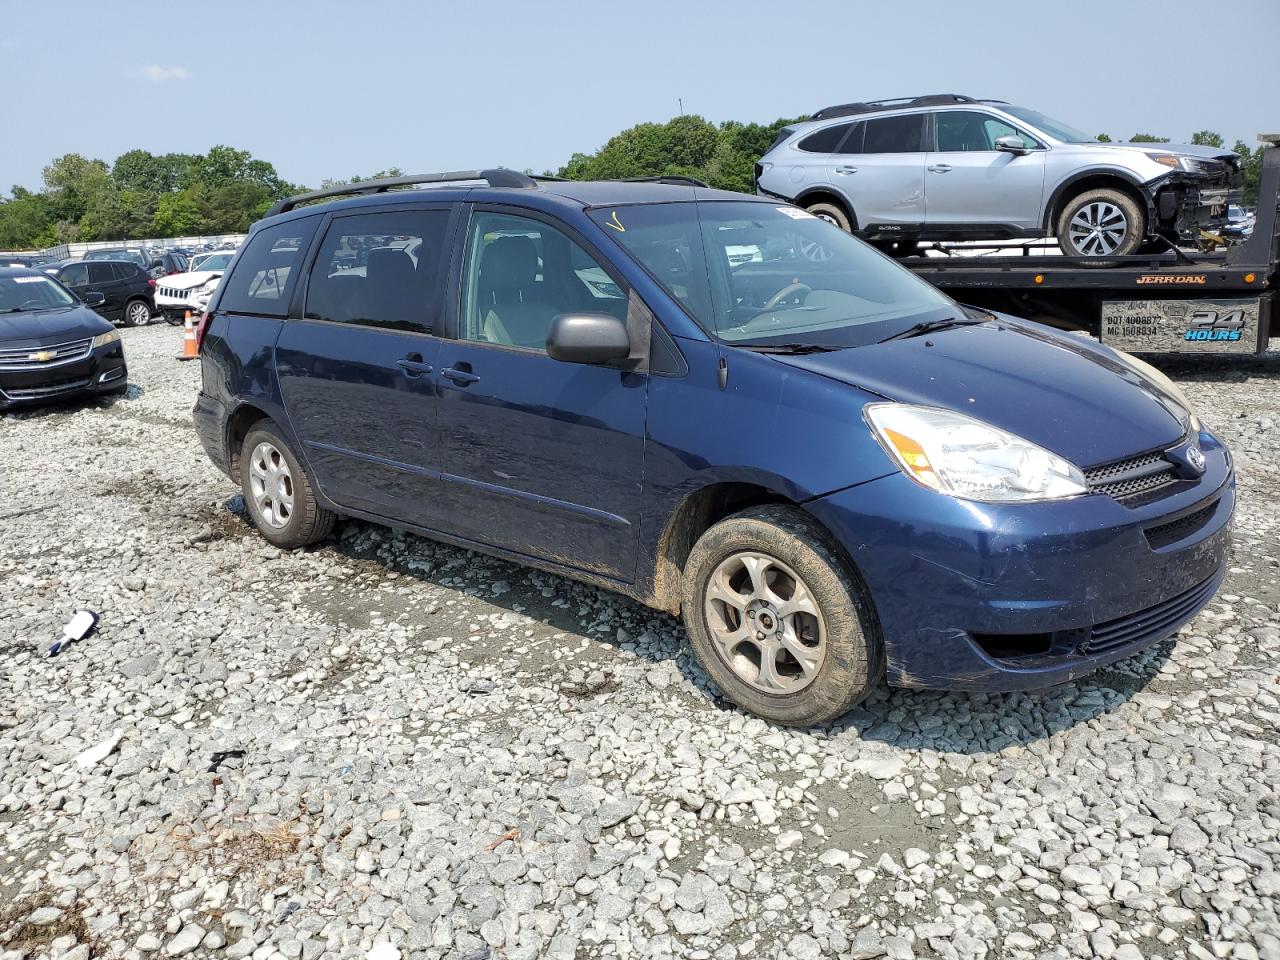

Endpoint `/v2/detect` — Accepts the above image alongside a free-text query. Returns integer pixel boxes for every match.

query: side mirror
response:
[83,292,106,307]
[546,313,631,365]
[995,135,1030,155]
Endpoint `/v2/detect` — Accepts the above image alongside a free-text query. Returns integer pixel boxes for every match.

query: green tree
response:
[41,153,112,226]
[1129,133,1170,143]
[560,115,720,181]
[1096,133,1112,142]
[1232,140,1268,206]
[1191,130,1224,148]
[113,150,196,194]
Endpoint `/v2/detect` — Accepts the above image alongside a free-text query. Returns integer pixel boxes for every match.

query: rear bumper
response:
[0,345,128,409]
[808,430,1234,692]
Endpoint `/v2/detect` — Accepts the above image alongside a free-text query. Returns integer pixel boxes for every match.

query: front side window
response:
[60,263,88,287]
[590,201,954,349]
[218,217,318,317]
[934,111,1039,152]
[1000,105,1096,144]
[303,209,450,333]
[0,273,76,311]
[459,212,627,352]
[862,114,924,153]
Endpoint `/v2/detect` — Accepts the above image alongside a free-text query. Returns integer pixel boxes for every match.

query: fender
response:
[1041,166,1156,233]
[792,188,860,231]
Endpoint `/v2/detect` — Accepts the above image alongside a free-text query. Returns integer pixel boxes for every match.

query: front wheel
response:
[1056,188,1144,258]
[681,505,882,727]
[239,422,336,549]
[124,299,152,327]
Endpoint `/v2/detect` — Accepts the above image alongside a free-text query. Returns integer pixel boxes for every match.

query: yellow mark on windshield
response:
[604,210,626,233]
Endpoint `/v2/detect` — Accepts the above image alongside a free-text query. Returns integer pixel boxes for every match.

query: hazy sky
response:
[1,0,1276,193]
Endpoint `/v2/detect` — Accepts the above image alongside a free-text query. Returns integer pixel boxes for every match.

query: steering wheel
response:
[762,281,811,311]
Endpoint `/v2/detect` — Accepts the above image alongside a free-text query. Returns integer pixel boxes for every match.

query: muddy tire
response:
[1056,187,1145,259]
[239,422,336,549]
[804,201,854,234]
[681,505,883,727]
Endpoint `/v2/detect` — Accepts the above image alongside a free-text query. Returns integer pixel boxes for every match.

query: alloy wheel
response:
[127,301,151,326]
[1068,201,1129,256]
[248,441,294,529]
[703,551,827,695]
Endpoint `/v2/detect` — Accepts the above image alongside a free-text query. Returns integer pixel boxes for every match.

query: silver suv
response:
[755,94,1241,257]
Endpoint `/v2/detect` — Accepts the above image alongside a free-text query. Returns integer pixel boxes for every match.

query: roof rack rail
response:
[811,94,980,121]
[612,175,710,187]
[265,168,537,217]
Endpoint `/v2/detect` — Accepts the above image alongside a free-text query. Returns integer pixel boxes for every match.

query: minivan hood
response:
[771,321,1188,468]
[0,305,112,349]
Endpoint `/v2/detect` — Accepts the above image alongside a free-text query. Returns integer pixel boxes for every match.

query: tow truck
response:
[900,138,1278,355]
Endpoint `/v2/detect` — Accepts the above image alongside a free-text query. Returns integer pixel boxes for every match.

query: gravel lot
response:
[2,325,1278,960]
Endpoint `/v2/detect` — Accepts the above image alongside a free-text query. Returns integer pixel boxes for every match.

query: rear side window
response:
[798,123,855,153]
[863,114,924,153]
[87,263,114,284]
[304,209,451,333]
[218,217,319,317]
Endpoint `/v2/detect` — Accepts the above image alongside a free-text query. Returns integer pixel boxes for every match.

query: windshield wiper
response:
[878,316,985,343]
[734,342,840,355]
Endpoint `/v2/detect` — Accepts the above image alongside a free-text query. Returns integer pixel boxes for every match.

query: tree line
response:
[0,120,1268,250]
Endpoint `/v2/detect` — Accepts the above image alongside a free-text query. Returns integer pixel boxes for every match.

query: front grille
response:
[1145,501,1219,550]
[0,337,92,371]
[1,376,92,401]
[1081,573,1219,656]
[1084,451,1179,501]
[158,286,190,299]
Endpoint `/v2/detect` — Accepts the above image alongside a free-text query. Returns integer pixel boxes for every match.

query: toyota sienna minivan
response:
[192,170,1234,726]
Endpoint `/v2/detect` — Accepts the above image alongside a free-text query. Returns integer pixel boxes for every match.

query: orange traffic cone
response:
[177,311,198,361]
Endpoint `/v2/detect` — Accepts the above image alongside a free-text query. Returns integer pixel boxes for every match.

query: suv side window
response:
[934,110,1040,152]
[218,217,319,317]
[303,209,450,333]
[460,211,627,352]
[61,263,88,287]
[87,263,114,284]
[798,122,857,154]
[862,114,924,153]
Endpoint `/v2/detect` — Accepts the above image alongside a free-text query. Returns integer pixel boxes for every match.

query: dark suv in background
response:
[46,260,157,326]
[191,170,1231,726]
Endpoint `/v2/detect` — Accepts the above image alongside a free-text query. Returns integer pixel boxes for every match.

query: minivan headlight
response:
[1111,349,1201,433]
[864,403,1088,502]
[92,329,121,348]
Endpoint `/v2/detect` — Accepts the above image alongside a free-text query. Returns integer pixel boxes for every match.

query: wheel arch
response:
[1043,168,1154,236]
[225,402,273,479]
[794,189,858,231]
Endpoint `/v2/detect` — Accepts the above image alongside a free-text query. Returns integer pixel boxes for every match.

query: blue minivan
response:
[192,170,1233,726]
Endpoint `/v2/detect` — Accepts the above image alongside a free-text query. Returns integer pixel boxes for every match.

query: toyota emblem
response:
[1186,445,1205,473]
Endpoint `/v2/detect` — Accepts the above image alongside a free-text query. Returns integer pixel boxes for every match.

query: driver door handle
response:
[442,365,480,385]
[397,354,432,378]
[927,163,953,174]
[835,165,858,175]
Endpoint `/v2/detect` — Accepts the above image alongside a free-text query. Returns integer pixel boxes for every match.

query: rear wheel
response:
[804,201,853,233]
[239,422,336,549]
[681,505,882,727]
[124,299,152,327]
[1056,188,1144,258]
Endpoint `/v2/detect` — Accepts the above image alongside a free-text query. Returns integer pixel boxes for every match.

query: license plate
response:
[1101,297,1263,354]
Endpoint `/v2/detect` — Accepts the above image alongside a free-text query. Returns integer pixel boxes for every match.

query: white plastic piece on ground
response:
[75,730,124,768]
[366,944,401,960]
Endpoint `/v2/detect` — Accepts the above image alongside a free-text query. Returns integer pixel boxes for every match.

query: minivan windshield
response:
[0,273,76,312]
[1000,106,1097,144]
[589,201,956,349]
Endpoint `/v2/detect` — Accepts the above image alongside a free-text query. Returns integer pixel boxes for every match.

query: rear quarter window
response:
[798,122,856,153]
[217,217,319,317]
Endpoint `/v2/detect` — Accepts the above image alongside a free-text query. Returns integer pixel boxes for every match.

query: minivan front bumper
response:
[807,431,1234,693]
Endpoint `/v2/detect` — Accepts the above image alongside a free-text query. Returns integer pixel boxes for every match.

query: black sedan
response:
[0,268,128,410]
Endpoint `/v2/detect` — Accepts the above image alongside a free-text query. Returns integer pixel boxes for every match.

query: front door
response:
[276,206,454,529]
[435,208,646,581]
[924,110,1047,231]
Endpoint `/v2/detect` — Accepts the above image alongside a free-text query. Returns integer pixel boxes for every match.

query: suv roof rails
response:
[612,175,710,187]
[265,169,537,217]
[810,94,984,121]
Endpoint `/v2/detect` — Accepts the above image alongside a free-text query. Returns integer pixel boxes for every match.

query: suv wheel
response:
[681,505,882,727]
[124,299,152,327]
[239,422,336,549]
[804,201,853,233]
[1057,188,1144,258]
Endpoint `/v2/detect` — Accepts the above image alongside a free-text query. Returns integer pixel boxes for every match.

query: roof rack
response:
[265,169,537,217]
[612,175,710,188]
[811,94,985,121]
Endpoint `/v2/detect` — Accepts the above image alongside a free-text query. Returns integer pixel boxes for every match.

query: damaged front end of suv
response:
[1145,150,1244,243]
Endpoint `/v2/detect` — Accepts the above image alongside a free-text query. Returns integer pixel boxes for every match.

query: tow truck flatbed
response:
[900,139,1279,355]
